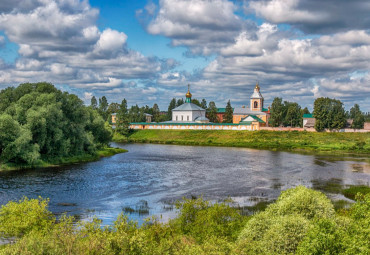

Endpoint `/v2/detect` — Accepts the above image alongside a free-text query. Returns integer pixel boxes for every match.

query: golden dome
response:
[255,82,260,91]
[186,84,192,98]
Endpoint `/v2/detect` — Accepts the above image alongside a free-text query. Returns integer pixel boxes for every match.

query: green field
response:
[113,130,370,155]
[0,147,127,171]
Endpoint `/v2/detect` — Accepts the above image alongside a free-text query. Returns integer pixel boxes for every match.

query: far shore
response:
[0,147,127,171]
[113,129,370,156]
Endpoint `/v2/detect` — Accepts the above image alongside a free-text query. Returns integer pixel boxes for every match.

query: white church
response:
[171,85,209,123]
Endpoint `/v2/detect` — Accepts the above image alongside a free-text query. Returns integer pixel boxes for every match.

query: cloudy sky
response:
[0,0,370,111]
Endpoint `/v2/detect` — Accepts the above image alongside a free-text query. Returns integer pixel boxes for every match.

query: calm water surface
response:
[0,143,369,225]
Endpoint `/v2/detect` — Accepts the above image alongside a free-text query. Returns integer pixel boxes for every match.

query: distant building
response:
[144,113,153,123]
[171,85,209,123]
[232,83,270,129]
[303,114,315,128]
[364,122,370,130]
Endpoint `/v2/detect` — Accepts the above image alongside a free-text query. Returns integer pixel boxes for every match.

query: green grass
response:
[342,185,370,200]
[113,129,370,155]
[0,147,127,171]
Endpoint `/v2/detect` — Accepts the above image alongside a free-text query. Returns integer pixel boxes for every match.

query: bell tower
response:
[250,82,263,111]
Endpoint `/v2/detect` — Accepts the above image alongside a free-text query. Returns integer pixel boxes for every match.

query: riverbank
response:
[0,147,127,171]
[113,130,370,155]
[1,186,369,254]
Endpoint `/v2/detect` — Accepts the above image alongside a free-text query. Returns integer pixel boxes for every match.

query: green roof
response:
[240,115,265,123]
[217,108,234,113]
[303,114,314,118]
[262,108,269,112]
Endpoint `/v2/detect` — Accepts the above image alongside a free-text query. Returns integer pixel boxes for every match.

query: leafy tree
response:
[98,96,109,120]
[350,104,365,129]
[167,98,177,120]
[176,98,184,107]
[207,101,219,123]
[302,107,310,115]
[283,102,302,127]
[191,98,201,107]
[107,102,120,115]
[313,97,346,131]
[270,97,284,127]
[90,96,98,109]
[152,103,160,122]
[116,99,129,135]
[200,99,207,109]
[0,83,112,166]
[223,100,233,123]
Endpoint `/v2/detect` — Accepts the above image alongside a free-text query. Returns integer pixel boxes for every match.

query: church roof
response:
[251,90,263,99]
[233,107,267,115]
[240,115,265,123]
[172,103,205,111]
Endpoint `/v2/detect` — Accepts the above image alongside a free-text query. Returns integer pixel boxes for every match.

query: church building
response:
[171,85,209,123]
[233,83,270,128]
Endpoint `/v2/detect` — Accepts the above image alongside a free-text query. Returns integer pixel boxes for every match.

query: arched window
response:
[254,101,258,108]
[181,115,183,121]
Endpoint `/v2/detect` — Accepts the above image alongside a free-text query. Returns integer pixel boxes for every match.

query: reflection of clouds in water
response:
[0,143,369,225]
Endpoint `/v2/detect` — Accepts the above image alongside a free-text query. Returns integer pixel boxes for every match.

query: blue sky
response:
[0,0,370,111]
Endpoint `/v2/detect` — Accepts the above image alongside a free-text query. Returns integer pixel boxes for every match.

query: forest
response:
[0,82,114,169]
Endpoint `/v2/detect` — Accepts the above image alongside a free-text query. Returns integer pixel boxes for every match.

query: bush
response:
[0,197,54,238]
[267,185,335,219]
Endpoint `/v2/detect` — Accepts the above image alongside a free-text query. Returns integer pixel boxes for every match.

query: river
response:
[0,143,369,225]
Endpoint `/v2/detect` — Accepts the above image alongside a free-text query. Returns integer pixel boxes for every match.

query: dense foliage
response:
[270,97,303,127]
[0,186,369,254]
[349,104,365,129]
[223,100,233,123]
[313,97,346,131]
[206,101,219,123]
[0,83,112,167]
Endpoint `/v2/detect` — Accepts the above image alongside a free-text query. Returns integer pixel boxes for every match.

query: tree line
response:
[102,94,367,135]
[0,83,112,166]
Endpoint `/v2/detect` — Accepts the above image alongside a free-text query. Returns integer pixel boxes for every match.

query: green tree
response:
[191,99,201,107]
[0,82,112,166]
[270,97,284,127]
[176,98,184,107]
[116,99,129,135]
[302,107,310,115]
[313,97,346,131]
[90,96,98,109]
[200,99,207,109]
[350,104,365,129]
[223,100,233,123]
[0,114,40,164]
[284,102,302,127]
[152,103,160,122]
[207,101,219,123]
[167,98,177,120]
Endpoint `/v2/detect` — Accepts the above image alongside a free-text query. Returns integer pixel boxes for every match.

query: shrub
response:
[0,197,54,238]
[267,185,335,219]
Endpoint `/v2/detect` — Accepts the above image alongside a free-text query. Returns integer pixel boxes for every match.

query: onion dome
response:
[185,84,192,103]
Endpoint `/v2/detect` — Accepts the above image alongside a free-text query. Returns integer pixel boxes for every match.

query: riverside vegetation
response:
[0,186,369,254]
[113,129,370,155]
[0,83,126,171]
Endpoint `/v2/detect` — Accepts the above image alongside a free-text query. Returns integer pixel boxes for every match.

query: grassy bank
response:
[0,147,127,171]
[1,186,369,254]
[113,130,370,155]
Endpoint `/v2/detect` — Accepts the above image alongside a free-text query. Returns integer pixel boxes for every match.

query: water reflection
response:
[0,143,369,225]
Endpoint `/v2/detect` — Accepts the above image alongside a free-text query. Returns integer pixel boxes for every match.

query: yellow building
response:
[233,83,270,128]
